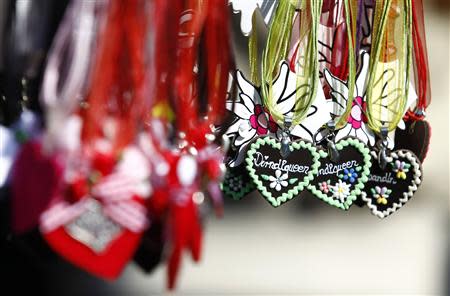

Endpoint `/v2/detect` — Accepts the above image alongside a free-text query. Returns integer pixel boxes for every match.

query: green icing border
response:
[245,137,321,207]
[307,137,372,210]
[220,171,255,201]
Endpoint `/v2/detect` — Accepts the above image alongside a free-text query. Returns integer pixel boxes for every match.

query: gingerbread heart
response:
[245,136,321,207]
[395,120,431,162]
[11,140,63,234]
[221,166,255,200]
[308,137,372,210]
[361,150,422,218]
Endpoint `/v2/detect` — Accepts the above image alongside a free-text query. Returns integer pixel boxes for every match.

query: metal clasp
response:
[377,127,390,169]
[325,121,339,162]
[415,107,426,118]
[280,117,292,158]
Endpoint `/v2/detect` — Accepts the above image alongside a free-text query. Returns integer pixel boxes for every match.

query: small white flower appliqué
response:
[268,169,288,192]
[330,179,351,203]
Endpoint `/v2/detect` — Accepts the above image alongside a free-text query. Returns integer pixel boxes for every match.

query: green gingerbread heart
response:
[307,137,372,210]
[245,136,321,207]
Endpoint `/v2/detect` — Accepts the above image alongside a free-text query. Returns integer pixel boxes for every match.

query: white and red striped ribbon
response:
[40,172,149,234]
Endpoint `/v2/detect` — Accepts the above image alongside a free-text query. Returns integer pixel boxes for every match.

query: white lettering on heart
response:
[368,173,397,184]
[253,152,310,174]
[317,160,358,176]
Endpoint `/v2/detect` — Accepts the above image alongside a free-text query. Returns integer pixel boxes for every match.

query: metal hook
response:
[377,127,390,169]
[325,121,339,162]
[221,134,230,155]
[312,126,326,146]
[415,107,426,118]
[280,117,292,158]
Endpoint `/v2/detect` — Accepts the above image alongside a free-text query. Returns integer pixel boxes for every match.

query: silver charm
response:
[65,199,122,253]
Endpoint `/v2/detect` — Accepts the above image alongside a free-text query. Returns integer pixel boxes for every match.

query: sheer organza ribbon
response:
[365,0,413,133]
[319,0,357,128]
[259,0,323,127]
[40,1,103,151]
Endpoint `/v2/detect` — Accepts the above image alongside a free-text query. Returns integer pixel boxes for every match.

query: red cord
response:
[117,0,148,149]
[405,0,431,121]
[174,0,206,135]
[152,0,183,120]
[81,0,150,152]
[174,0,232,146]
[203,0,232,126]
[81,0,124,147]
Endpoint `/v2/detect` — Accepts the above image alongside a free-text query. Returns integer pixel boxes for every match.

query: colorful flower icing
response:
[330,180,351,202]
[392,160,410,180]
[319,181,330,193]
[268,169,288,192]
[371,186,391,205]
[341,168,358,183]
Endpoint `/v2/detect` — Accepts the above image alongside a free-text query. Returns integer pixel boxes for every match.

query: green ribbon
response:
[249,12,260,86]
[260,0,324,127]
[248,0,359,129]
[332,0,357,129]
[365,0,413,133]
[260,0,296,118]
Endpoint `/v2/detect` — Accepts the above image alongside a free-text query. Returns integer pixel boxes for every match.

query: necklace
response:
[144,0,231,289]
[359,0,424,219]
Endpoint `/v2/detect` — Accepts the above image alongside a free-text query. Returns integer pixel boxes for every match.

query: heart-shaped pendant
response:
[394,120,431,162]
[308,137,372,210]
[245,136,321,207]
[42,202,143,279]
[361,150,422,218]
[40,146,150,279]
[221,166,255,200]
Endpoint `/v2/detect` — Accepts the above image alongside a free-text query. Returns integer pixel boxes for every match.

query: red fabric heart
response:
[43,224,142,279]
[11,140,63,234]
[41,195,145,280]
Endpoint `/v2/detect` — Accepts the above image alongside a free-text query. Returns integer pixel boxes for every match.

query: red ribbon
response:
[405,0,431,121]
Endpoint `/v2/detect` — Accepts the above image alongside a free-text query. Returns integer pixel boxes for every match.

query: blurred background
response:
[0,1,449,295]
